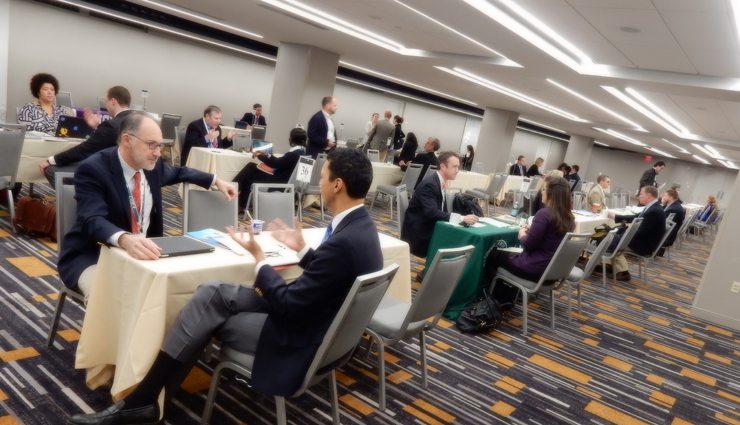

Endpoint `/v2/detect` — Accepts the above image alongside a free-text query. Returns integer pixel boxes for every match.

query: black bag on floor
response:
[456,291,503,333]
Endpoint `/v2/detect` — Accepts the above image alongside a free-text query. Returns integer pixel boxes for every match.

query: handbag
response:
[455,290,503,333]
[13,194,57,241]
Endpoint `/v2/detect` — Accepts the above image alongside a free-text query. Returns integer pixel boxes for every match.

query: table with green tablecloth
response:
[425,221,519,320]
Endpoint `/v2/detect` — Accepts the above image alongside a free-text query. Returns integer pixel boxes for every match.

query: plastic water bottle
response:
[511,201,519,217]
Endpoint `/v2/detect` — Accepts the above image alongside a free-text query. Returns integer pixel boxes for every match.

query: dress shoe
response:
[67,401,159,425]
[615,271,631,282]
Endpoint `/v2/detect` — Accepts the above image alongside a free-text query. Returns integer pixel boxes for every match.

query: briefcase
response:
[13,195,57,241]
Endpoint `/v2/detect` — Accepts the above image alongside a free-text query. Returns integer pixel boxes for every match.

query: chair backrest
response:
[367,149,380,162]
[423,165,438,181]
[400,163,423,188]
[346,139,359,149]
[538,232,592,287]
[0,124,26,187]
[445,188,460,212]
[160,113,182,140]
[677,209,697,238]
[182,182,238,233]
[54,172,76,253]
[582,229,617,277]
[612,218,643,254]
[308,156,326,186]
[572,191,585,209]
[527,175,540,191]
[404,245,475,329]
[396,184,409,234]
[650,220,676,258]
[253,183,295,226]
[572,179,583,193]
[56,91,73,108]
[317,152,328,160]
[486,173,506,196]
[174,126,187,161]
[298,264,399,396]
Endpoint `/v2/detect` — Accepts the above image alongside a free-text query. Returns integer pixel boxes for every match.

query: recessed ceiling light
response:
[436,66,588,122]
[619,26,641,34]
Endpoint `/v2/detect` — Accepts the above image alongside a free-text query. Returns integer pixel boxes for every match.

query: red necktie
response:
[131,171,142,234]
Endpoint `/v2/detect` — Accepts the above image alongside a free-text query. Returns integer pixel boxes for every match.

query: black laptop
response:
[55,115,94,139]
[150,236,215,258]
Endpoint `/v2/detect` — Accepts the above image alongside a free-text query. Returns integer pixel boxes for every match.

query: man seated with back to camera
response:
[67,148,382,425]
[603,185,665,281]
[57,112,236,299]
[485,177,575,305]
[232,127,307,213]
[401,151,478,264]
[658,189,685,255]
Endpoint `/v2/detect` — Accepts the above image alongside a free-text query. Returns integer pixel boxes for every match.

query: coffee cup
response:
[252,219,265,235]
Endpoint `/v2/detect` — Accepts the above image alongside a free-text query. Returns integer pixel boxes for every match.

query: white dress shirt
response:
[108,149,154,245]
[322,110,335,142]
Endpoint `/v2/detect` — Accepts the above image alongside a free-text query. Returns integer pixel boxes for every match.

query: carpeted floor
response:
[0,183,737,425]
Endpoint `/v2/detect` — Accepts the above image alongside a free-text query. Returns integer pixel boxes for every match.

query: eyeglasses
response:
[126,133,164,151]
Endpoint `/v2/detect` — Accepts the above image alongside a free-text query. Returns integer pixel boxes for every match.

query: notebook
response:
[55,115,94,139]
[150,236,215,258]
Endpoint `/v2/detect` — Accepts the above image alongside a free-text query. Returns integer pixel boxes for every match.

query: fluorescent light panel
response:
[593,127,646,146]
[691,143,727,160]
[661,138,690,154]
[53,0,275,61]
[339,61,477,106]
[603,86,694,138]
[462,0,592,71]
[646,147,676,159]
[547,79,646,131]
[692,155,711,164]
[436,66,588,122]
[391,0,519,66]
[718,159,738,169]
[138,0,263,38]
[594,141,609,147]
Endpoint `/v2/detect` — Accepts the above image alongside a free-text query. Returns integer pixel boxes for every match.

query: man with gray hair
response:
[181,105,236,165]
[58,112,236,298]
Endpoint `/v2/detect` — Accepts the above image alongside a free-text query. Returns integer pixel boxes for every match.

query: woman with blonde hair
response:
[698,195,718,222]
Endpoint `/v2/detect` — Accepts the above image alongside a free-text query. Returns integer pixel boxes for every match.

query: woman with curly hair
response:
[17,73,74,134]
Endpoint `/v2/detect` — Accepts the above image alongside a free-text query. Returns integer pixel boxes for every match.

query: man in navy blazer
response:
[402,152,478,258]
[68,149,382,425]
[181,105,235,166]
[661,189,685,248]
[240,103,267,127]
[58,113,236,297]
[306,96,337,158]
[609,186,666,281]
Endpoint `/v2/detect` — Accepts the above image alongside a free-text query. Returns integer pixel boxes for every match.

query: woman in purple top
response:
[485,177,575,287]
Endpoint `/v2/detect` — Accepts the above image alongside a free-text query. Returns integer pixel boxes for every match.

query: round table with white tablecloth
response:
[370,162,404,192]
[449,171,491,192]
[185,147,256,181]
[17,137,82,183]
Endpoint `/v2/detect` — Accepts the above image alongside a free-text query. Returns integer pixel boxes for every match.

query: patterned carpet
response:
[0,183,738,425]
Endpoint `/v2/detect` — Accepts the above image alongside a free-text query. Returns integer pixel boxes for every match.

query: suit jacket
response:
[53,110,134,167]
[368,119,395,151]
[306,110,336,158]
[58,147,214,289]
[182,118,233,166]
[663,201,685,246]
[639,168,658,189]
[525,164,540,177]
[240,112,266,127]
[509,163,526,176]
[628,201,666,256]
[401,173,449,257]
[251,207,382,395]
[258,147,305,182]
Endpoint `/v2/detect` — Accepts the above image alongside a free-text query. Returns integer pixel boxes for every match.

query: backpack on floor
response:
[455,290,503,333]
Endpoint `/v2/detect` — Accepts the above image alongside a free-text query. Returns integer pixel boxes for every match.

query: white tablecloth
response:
[497,175,525,202]
[185,147,255,181]
[449,171,490,192]
[574,214,609,234]
[75,227,411,398]
[370,162,403,192]
[17,137,81,183]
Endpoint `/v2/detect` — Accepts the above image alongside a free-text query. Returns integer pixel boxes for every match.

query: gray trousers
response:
[163,282,268,364]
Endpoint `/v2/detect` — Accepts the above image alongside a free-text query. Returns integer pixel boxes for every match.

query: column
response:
[476,107,519,174]
[563,135,594,177]
[691,171,740,331]
[267,43,339,152]
[0,0,10,122]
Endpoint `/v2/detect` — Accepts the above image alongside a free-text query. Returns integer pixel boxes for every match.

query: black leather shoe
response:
[67,401,160,425]
[615,271,631,282]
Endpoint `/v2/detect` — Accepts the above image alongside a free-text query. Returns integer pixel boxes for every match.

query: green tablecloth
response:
[425,222,519,320]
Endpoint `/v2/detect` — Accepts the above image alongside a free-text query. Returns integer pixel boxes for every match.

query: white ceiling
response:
[127,0,740,167]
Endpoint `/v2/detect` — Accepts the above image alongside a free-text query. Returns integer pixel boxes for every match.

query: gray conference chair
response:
[598,218,643,286]
[422,165,438,183]
[182,182,238,233]
[366,149,381,162]
[201,264,399,425]
[572,191,585,210]
[0,123,26,225]
[370,163,422,220]
[252,183,296,226]
[296,156,326,221]
[174,125,187,166]
[490,232,591,335]
[565,229,617,321]
[676,210,699,248]
[396,184,409,236]
[56,91,73,108]
[465,172,507,216]
[690,210,718,242]
[626,220,676,283]
[47,172,86,347]
[159,113,182,165]
[365,246,474,411]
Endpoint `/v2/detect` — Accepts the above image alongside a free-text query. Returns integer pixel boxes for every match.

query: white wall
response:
[509,130,568,172]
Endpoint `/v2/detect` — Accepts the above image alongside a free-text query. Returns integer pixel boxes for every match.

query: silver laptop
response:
[232,132,253,152]
[150,236,215,258]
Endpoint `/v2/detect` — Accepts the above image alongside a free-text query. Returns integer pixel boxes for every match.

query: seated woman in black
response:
[394,131,418,165]
[485,176,575,304]
[233,127,306,212]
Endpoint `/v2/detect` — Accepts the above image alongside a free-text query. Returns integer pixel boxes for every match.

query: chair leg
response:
[328,370,340,425]
[7,189,15,231]
[419,330,428,388]
[275,396,287,425]
[576,282,582,314]
[521,291,529,336]
[370,192,379,210]
[389,197,394,221]
[565,281,572,323]
[549,289,555,330]
[320,195,325,221]
[47,291,68,347]
[375,334,387,411]
[602,262,607,287]
[201,362,225,424]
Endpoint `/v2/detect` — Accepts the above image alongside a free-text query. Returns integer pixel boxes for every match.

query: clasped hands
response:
[227,218,306,263]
